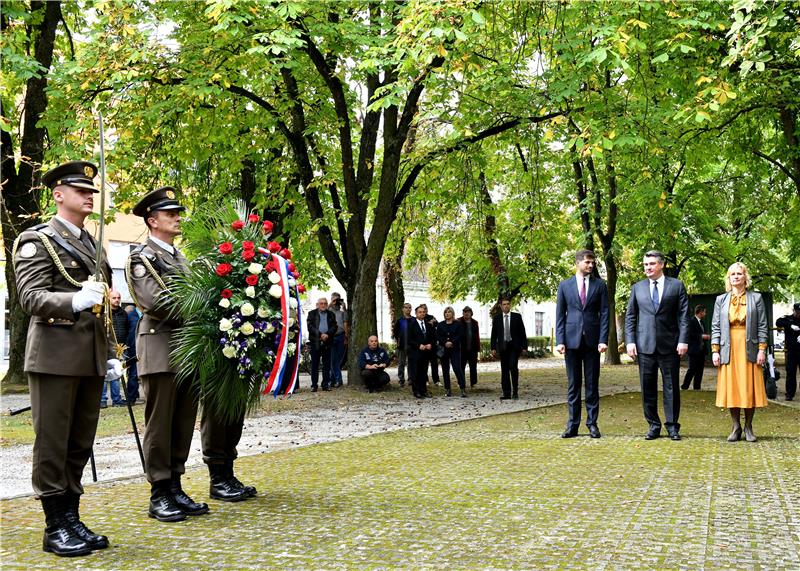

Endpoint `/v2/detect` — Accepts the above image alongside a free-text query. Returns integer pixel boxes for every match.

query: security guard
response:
[13,161,118,557]
[126,187,208,522]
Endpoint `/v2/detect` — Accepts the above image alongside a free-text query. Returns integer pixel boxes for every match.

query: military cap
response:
[42,161,99,192]
[132,186,186,217]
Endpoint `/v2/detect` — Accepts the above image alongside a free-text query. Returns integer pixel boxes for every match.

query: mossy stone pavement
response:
[1,391,798,570]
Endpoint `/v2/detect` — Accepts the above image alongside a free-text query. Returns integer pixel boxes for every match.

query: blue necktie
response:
[651,280,660,310]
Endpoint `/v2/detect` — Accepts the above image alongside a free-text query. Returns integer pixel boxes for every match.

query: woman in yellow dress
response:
[710,262,768,442]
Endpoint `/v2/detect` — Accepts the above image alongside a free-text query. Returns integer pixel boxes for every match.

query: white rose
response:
[288,277,296,287]
[222,346,237,359]
[240,322,255,335]
[248,262,263,275]
[287,317,295,327]
[268,271,281,284]
[219,318,233,332]
[287,343,296,355]
[240,302,255,316]
[257,307,269,318]
[245,286,256,298]
[219,298,231,308]
[269,284,282,298]
[289,298,298,309]
[266,323,275,333]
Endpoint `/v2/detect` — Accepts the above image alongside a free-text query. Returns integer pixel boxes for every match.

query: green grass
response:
[1,392,798,570]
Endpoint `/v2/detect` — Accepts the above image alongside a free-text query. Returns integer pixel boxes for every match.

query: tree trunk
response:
[0,1,61,386]
[346,259,379,387]
[382,244,405,329]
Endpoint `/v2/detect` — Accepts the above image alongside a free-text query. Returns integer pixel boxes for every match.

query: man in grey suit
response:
[555,249,609,439]
[625,250,690,441]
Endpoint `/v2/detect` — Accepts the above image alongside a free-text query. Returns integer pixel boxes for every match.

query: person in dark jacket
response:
[681,305,710,391]
[392,303,413,387]
[437,307,467,397]
[775,303,800,401]
[306,297,338,391]
[459,306,480,387]
[421,304,441,385]
[408,305,437,398]
[491,298,527,399]
[101,290,128,407]
[359,336,391,392]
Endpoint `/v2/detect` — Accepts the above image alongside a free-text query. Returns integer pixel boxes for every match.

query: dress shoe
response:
[512,393,519,400]
[414,393,425,399]
[561,429,578,438]
[744,425,757,442]
[727,427,742,442]
[322,386,332,391]
[41,496,92,557]
[470,380,477,387]
[645,429,661,440]
[668,431,681,441]
[680,384,689,390]
[399,380,405,387]
[99,402,108,409]
[310,386,318,392]
[445,390,452,397]
[148,489,187,522]
[334,382,343,388]
[460,389,468,398]
[209,465,249,502]
[170,482,209,515]
[64,494,108,550]
[500,395,512,400]
[588,425,601,439]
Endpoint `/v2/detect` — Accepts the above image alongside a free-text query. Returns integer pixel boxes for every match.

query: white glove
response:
[72,281,106,312]
[791,324,800,331]
[105,359,123,382]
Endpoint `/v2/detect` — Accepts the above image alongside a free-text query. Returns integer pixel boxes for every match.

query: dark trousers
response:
[638,352,681,432]
[441,348,465,391]
[362,368,390,391]
[201,408,245,465]
[461,350,478,386]
[429,353,440,383]
[330,333,346,384]
[409,349,430,397]
[28,373,104,496]
[564,338,600,429]
[140,373,199,483]
[499,348,521,397]
[681,352,705,390]
[310,343,332,388]
[396,348,409,383]
[786,351,798,400]
[126,361,140,401]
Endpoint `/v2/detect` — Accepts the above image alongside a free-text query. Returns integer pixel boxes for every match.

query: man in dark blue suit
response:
[556,249,609,439]
[407,305,437,399]
[625,250,690,441]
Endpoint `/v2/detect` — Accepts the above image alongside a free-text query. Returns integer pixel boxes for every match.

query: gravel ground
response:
[0,358,640,499]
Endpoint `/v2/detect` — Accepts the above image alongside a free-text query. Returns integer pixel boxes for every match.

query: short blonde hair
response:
[443,306,455,319]
[725,262,752,292]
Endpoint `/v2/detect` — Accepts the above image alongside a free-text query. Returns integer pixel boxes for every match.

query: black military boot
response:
[208,464,248,502]
[227,462,257,498]
[170,475,209,516]
[148,480,187,522]
[41,495,91,557]
[64,493,109,550]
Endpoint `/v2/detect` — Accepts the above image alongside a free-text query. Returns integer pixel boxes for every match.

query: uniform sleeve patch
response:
[132,264,147,278]
[18,242,37,258]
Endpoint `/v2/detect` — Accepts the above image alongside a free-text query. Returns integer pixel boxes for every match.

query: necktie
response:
[652,280,660,310]
[79,229,96,256]
[420,321,425,334]
[504,314,511,342]
[579,277,587,306]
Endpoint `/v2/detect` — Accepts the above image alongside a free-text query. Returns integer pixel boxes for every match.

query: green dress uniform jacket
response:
[126,238,188,375]
[14,218,114,375]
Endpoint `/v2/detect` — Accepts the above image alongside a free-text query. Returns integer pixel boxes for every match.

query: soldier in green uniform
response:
[13,161,119,557]
[126,187,209,522]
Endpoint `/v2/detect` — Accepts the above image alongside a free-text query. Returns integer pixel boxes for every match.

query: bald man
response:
[306,297,338,391]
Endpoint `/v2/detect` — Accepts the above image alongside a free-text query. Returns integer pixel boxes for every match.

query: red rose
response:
[248,214,260,224]
[218,242,233,255]
[262,220,274,234]
[288,262,296,272]
[267,241,281,253]
[242,249,256,262]
[242,241,255,251]
[245,274,259,286]
[292,270,300,279]
[279,248,292,260]
[220,289,233,299]
[215,263,233,277]
[231,220,245,231]
[298,284,306,293]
